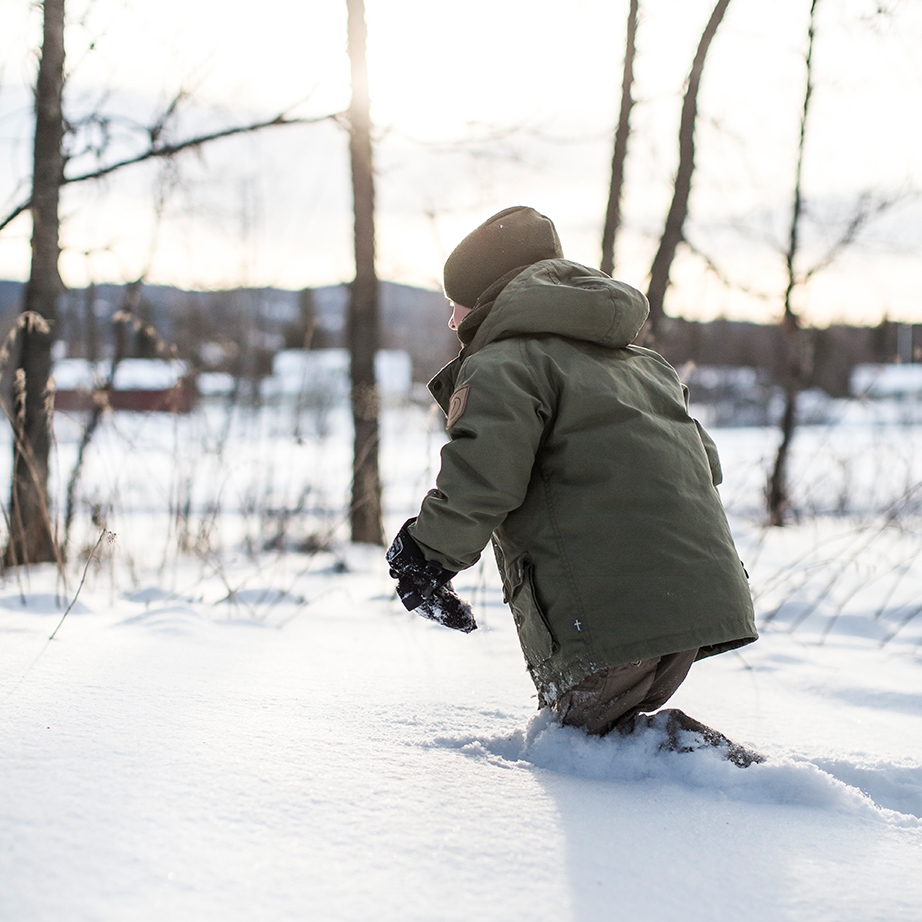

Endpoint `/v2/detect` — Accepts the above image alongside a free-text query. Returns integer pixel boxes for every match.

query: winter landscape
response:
[2,387,922,922]
[2,1,921,920]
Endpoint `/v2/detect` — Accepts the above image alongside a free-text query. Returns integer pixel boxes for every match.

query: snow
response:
[261,349,412,400]
[52,358,98,390]
[2,400,922,922]
[852,363,922,399]
[195,371,236,397]
[53,358,189,391]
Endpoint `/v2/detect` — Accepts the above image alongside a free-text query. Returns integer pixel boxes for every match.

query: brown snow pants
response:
[552,648,698,737]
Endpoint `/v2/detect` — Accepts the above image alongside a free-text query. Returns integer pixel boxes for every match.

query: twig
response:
[49,530,114,640]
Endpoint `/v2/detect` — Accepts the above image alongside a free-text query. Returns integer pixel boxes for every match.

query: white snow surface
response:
[53,358,189,391]
[2,401,922,922]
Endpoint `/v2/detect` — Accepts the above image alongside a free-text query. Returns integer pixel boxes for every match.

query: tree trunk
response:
[5,0,66,567]
[84,281,98,362]
[600,0,639,278]
[345,0,384,546]
[766,337,797,528]
[766,0,819,527]
[644,0,731,342]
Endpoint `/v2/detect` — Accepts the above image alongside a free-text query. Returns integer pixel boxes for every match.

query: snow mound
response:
[116,605,216,637]
[435,710,922,826]
[0,592,90,616]
[809,757,922,820]
[215,587,306,608]
[124,587,193,605]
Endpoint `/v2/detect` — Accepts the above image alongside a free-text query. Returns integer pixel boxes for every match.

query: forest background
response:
[0,0,920,565]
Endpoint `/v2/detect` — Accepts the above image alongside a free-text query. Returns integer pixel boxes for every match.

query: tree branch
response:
[0,109,340,233]
[682,236,775,301]
[802,192,902,281]
[0,200,31,234]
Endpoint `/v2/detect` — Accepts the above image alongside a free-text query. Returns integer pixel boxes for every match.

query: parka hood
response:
[461,259,649,357]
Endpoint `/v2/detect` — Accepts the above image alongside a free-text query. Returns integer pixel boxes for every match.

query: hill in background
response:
[0,279,918,395]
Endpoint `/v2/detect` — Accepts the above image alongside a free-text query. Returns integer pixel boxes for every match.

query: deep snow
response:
[2,399,922,922]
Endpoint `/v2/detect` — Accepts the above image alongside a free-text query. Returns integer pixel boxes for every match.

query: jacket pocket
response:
[506,555,559,664]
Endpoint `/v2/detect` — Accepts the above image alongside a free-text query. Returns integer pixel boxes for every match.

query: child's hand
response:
[385,519,477,633]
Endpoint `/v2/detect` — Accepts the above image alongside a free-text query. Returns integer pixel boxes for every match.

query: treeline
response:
[655,316,918,399]
[0,279,459,386]
[1,278,913,399]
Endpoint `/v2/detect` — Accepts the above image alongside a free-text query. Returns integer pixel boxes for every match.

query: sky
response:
[0,0,920,326]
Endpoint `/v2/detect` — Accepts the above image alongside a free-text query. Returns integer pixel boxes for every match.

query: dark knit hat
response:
[443,206,563,308]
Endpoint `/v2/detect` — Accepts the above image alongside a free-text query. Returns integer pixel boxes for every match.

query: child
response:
[386,206,760,763]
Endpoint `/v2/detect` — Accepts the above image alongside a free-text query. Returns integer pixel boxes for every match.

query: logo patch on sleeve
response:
[446,384,471,429]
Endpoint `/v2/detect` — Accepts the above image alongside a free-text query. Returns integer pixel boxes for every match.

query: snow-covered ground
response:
[2,398,921,922]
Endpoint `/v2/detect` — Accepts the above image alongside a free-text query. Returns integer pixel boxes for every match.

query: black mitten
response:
[386,518,454,609]
[385,519,477,633]
[416,583,477,634]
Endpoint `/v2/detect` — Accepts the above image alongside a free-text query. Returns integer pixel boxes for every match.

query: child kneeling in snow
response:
[386,206,761,765]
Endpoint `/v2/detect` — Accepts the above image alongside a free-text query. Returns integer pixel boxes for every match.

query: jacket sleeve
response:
[409,341,551,572]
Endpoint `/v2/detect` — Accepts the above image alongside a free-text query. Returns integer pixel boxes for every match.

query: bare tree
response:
[766,0,819,527]
[652,0,901,523]
[344,0,384,546]
[601,0,639,278]
[644,0,732,341]
[4,0,66,567]
[0,8,335,567]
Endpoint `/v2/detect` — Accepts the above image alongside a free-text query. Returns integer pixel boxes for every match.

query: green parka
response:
[410,259,757,705]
